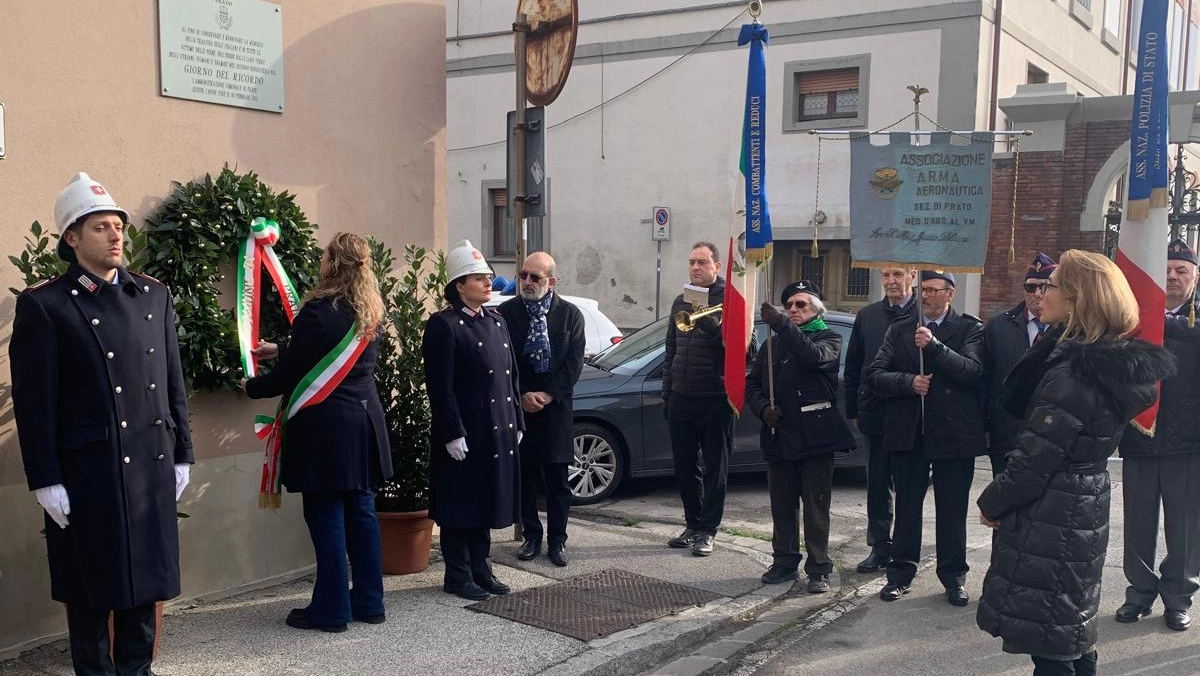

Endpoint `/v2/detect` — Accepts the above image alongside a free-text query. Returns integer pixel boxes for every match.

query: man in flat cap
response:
[748,281,855,592]
[866,271,985,606]
[1116,237,1200,631]
[982,253,1057,475]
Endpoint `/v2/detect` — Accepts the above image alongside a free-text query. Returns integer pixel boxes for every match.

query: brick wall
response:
[981,120,1129,320]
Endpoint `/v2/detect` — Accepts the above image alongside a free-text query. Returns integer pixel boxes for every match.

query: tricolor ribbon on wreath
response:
[256,325,368,508]
[236,217,302,379]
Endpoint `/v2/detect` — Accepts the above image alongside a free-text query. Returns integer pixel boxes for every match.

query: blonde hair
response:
[304,232,384,340]
[1056,249,1139,343]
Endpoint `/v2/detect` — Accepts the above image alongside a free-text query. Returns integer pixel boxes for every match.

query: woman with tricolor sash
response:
[422,240,524,601]
[244,232,392,632]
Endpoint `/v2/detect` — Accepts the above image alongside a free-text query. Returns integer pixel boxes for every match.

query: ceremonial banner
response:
[849,132,993,271]
[1118,0,1170,436]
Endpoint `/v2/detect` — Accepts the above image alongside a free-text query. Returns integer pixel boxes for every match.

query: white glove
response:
[517,431,524,446]
[174,463,191,501]
[445,437,468,461]
[35,484,70,529]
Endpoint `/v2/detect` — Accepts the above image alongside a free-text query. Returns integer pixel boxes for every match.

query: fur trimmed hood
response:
[1057,337,1177,416]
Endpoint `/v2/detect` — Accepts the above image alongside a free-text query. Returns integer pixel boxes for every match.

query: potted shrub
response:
[368,238,446,574]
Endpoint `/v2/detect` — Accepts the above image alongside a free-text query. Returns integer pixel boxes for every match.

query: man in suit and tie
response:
[865,271,986,607]
[982,253,1057,475]
[1116,238,1200,631]
[499,252,586,567]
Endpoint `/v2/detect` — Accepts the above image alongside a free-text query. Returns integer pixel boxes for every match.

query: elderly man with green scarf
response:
[747,280,856,592]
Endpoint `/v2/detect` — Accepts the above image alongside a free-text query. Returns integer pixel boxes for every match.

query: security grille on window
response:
[846,265,871,298]
[796,68,859,122]
[800,255,825,291]
[488,188,544,257]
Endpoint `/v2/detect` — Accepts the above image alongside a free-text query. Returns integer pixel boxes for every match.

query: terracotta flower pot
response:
[378,510,434,575]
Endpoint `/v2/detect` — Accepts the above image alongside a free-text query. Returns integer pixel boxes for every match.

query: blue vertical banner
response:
[1125,0,1170,221]
[738,22,772,262]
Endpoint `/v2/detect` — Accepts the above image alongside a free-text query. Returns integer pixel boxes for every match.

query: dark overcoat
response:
[497,293,586,464]
[746,319,856,460]
[1120,296,1200,458]
[977,338,1175,659]
[864,307,987,458]
[245,297,392,492]
[842,295,915,435]
[11,265,194,610]
[983,301,1034,452]
[422,303,524,528]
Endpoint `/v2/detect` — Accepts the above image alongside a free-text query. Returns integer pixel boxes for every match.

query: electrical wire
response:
[448,7,749,153]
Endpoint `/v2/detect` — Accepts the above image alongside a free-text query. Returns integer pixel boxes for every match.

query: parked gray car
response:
[568,311,867,504]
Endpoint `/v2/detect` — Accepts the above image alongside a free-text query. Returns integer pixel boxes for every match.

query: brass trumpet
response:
[674,304,723,332]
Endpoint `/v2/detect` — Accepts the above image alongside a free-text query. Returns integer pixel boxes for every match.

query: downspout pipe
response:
[988,0,1004,131]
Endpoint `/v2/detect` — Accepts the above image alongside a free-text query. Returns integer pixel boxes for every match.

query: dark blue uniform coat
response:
[11,265,193,610]
[245,297,392,492]
[422,303,523,528]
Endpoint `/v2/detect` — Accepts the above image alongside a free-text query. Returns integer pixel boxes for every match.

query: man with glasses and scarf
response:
[982,253,1057,475]
[498,252,586,567]
[866,271,985,607]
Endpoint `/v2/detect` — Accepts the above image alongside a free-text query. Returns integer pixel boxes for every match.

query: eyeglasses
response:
[920,286,950,295]
[518,271,548,283]
[785,300,810,309]
[1023,282,1049,293]
[1043,282,1060,291]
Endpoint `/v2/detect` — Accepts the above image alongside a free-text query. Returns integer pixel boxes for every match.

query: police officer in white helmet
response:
[10,173,193,675]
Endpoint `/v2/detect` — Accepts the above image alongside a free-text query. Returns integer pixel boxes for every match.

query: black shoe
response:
[1165,609,1191,631]
[856,552,889,573]
[760,564,798,585]
[517,537,542,561]
[1115,602,1152,623]
[946,585,969,607]
[548,541,568,567]
[474,576,511,595]
[692,533,715,556]
[880,582,910,601]
[443,582,490,601]
[285,608,348,633]
[807,574,831,594]
[354,613,386,624]
[668,528,700,549]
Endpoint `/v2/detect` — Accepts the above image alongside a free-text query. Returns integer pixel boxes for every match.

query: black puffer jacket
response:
[977,338,1176,660]
[663,276,727,401]
[746,318,855,460]
[1120,301,1200,458]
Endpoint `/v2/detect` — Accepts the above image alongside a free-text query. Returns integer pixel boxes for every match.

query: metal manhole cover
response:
[469,569,721,640]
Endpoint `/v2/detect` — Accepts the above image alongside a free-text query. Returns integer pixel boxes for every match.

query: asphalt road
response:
[585,460,1200,676]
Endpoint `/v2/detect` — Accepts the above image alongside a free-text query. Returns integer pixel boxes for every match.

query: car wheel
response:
[569,422,625,505]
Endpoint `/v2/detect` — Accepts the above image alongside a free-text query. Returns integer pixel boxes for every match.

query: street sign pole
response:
[651,207,671,320]
[513,13,530,267]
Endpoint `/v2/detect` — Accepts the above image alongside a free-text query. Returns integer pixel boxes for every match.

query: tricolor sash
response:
[257,325,368,508]
[238,217,302,379]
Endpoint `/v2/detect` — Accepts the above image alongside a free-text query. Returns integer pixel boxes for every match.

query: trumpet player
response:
[663,241,731,556]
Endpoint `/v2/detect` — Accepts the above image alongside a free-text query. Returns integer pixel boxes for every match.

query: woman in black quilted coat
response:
[976,250,1176,676]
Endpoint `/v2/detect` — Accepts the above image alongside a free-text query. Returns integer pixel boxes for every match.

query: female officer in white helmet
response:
[421,240,524,600]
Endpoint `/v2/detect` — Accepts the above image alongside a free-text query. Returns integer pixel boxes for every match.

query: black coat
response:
[1120,297,1200,458]
[11,265,193,610]
[663,276,727,401]
[497,293,586,464]
[746,319,856,460]
[842,295,915,436]
[865,308,986,457]
[245,297,392,493]
[983,301,1035,451]
[977,338,1175,659]
[421,303,523,528]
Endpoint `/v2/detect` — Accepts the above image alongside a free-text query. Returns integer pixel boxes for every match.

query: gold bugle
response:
[674,304,723,332]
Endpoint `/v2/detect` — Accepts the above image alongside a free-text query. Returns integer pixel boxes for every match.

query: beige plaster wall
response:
[0,0,446,655]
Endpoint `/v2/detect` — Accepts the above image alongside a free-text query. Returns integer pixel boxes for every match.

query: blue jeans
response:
[301,490,384,624]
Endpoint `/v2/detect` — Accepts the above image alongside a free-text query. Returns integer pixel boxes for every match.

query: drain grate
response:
[469,569,722,641]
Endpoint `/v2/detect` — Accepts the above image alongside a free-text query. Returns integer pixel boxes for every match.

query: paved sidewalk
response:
[0,516,826,676]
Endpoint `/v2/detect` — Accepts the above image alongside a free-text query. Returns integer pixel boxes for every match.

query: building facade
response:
[0,0,446,655]
[447,0,1198,326]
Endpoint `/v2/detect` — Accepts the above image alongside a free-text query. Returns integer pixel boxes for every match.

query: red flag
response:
[723,237,749,414]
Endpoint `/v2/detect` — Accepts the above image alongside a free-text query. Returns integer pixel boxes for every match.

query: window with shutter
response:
[795,67,860,122]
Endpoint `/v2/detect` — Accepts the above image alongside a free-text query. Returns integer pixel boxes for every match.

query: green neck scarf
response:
[800,316,828,333]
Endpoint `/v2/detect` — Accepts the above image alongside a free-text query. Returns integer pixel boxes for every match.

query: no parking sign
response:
[652,206,670,241]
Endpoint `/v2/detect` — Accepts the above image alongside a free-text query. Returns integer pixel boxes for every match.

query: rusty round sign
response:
[518,0,578,106]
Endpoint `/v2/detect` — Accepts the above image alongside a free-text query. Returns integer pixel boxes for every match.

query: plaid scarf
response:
[522,293,553,373]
